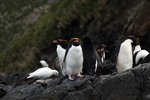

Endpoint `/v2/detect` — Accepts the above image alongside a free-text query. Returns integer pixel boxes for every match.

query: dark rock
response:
[63,86,93,100]
[1,84,45,100]
[0,72,34,88]
[1,63,150,100]
[92,63,150,100]
[0,84,8,98]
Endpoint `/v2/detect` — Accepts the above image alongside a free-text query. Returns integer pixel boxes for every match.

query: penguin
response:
[82,36,103,75]
[97,44,109,63]
[52,39,68,74]
[27,60,59,79]
[116,35,136,72]
[133,50,149,67]
[63,38,83,80]
[141,54,150,64]
[133,37,141,54]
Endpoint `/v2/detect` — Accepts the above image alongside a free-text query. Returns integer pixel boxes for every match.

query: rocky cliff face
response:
[41,0,150,69]
[0,0,150,99]
[0,63,150,100]
[0,0,150,73]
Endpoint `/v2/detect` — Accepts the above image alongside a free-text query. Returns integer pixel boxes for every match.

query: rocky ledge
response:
[0,63,150,100]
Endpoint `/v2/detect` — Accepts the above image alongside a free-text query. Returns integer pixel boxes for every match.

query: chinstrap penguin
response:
[63,38,83,80]
[116,35,136,72]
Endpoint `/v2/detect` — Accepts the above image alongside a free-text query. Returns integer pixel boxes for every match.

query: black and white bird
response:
[27,60,59,79]
[133,37,150,67]
[116,36,136,72]
[52,39,68,74]
[133,37,141,54]
[63,38,83,80]
[82,36,103,75]
[133,50,149,67]
[141,54,150,64]
[97,44,108,63]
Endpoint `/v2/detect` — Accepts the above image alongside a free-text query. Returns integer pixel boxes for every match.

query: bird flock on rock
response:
[27,35,150,81]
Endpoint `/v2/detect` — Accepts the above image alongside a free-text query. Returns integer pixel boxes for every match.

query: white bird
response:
[27,60,59,79]
[40,60,49,67]
[116,36,136,72]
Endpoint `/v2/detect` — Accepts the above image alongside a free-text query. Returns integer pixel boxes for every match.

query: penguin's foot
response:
[77,73,84,77]
[62,71,66,76]
[69,75,74,81]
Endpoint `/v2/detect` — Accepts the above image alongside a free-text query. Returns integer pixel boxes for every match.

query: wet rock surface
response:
[0,63,150,100]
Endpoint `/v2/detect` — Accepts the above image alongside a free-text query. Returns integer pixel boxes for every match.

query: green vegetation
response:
[0,0,134,73]
[0,0,48,53]
[0,0,49,72]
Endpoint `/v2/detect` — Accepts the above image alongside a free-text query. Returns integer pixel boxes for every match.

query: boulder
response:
[1,63,150,100]
[0,72,34,88]
[0,84,8,98]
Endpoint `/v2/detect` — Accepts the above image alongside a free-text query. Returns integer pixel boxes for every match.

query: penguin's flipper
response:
[62,61,66,76]
[103,49,109,53]
[133,51,138,67]
[141,54,150,64]
[63,47,70,62]
[62,48,69,76]
[113,45,120,65]
[95,49,103,68]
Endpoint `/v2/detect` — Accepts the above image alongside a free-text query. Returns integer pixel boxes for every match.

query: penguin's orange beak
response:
[97,48,104,53]
[74,39,79,43]
[52,40,58,43]
[101,48,104,51]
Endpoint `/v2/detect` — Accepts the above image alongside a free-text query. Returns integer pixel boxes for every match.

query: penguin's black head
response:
[135,35,141,46]
[82,36,92,44]
[52,39,68,49]
[134,34,142,46]
[136,37,140,46]
[70,38,81,46]
[97,44,107,53]
[126,35,136,48]
[99,44,107,50]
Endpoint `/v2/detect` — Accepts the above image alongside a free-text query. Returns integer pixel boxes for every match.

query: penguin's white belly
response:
[57,45,66,69]
[133,45,141,54]
[135,50,149,64]
[117,42,133,72]
[95,60,98,72]
[65,46,83,75]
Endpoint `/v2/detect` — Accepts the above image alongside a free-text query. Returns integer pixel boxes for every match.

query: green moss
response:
[0,0,134,73]
[0,0,49,53]
[0,0,59,72]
